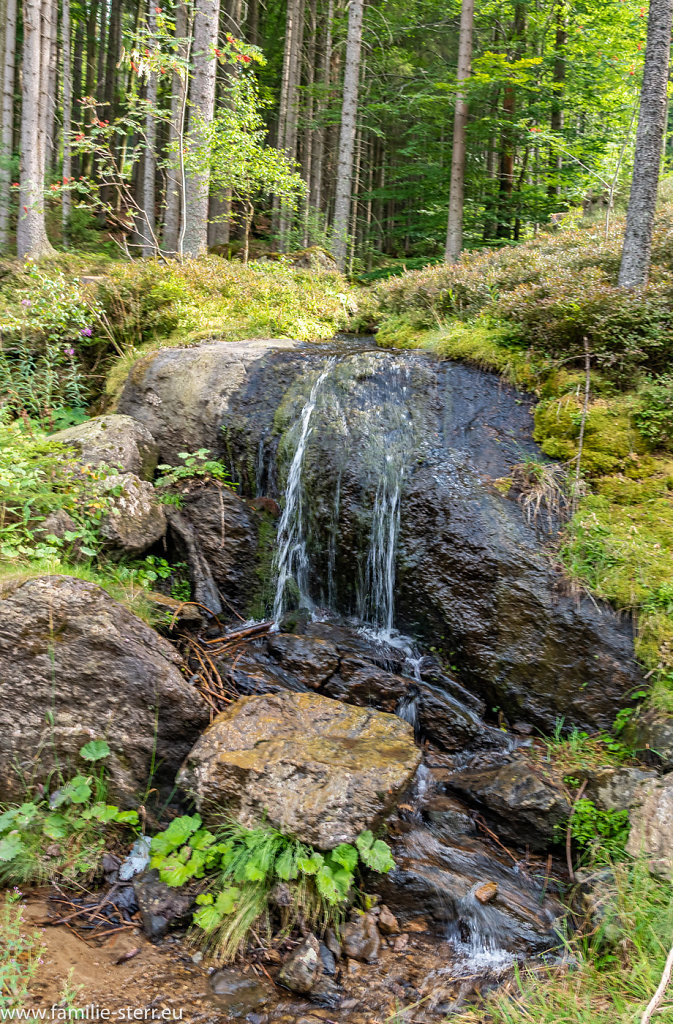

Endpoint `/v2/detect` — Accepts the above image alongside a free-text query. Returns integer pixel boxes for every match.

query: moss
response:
[247,512,277,620]
[534,394,648,476]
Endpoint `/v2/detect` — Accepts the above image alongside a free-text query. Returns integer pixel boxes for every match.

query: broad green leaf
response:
[190,829,216,851]
[355,830,374,856]
[42,813,69,839]
[0,833,25,861]
[331,843,358,872]
[316,865,341,905]
[158,857,193,887]
[79,739,111,762]
[193,904,223,933]
[54,776,92,806]
[274,844,298,881]
[215,887,240,914]
[115,810,140,825]
[359,838,395,874]
[151,814,202,856]
[297,851,323,876]
[0,809,19,833]
[195,892,214,906]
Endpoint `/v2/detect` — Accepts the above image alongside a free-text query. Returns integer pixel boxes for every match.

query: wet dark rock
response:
[50,414,159,480]
[416,658,486,716]
[324,927,341,960]
[98,472,166,557]
[209,967,275,1017]
[342,913,381,962]
[309,976,342,1008]
[170,480,259,611]
[623,708,673,772]
[323,668,508,754]
[178,691,421,848]
[397,460,642,733]
[133,870,194,940]
[422,794,477,843]
[300,620,407,676]
[318,942,337,975]
[278,934,322,994]
[266,633,339,688]
[164,507,223,614]
[216,647,309,697]
[375,824,561,954]
[0,575,210,806]
[446,758,571,850]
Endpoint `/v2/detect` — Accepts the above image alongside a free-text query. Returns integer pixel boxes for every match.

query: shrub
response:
[149,815,395,960]
[0,891,45,1011]
[634,374,673,450]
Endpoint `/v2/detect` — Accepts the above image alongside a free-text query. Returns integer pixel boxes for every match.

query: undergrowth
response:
[0,890,46,1010]
[149,814,395,961]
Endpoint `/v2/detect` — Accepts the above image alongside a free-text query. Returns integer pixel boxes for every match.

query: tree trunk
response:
[62,0,72,242]
[309,0,333,219]
[301,0,317,244]
[444,0,474,263]
[332,0,363,271]
[141,0,158,256]
[278,0,305,247]
[618,0,673,288]
[45,0,58,172]
[182,0,220,257]
[162,0,188,255]
[0,0,16,249]
[18,0,54,257]
[548,1,566,198]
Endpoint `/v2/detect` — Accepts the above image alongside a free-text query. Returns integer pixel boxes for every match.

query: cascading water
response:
[358,464,404,637]
[272,358,336,623]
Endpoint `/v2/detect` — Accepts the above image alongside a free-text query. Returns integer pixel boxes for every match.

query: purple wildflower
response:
[65,347,75,357]
[80,326,93,337]
[21,299,31,307]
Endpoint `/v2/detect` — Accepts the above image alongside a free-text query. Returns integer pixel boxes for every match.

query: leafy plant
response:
[154,449,236,490]
[0,742,138,885]
[634,373,673,450]
[0,890,46,1010]
[149,816,395,960]
[564,798,630,865]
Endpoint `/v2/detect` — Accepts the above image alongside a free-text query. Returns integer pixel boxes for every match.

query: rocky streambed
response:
[1,335,670,1021]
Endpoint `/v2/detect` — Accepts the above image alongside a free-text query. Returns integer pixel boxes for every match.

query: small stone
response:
[209,969,273,1018]
[310,976,341,1009]
[191,952,203,964]
[393,933,409,952]
[342,913,381,963]
[346,959,360,976]
[406,918,429,933]
[378,905,400,934]
[319,942,337,976]
[278,934,322,994]
[324,927,341,960]
[474,881,498,904]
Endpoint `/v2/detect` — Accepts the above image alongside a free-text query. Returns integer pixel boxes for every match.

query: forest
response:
[2,0,673,1021]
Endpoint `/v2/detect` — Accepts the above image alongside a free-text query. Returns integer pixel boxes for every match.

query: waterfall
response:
[272,359,335,624]
[358,459,405,637]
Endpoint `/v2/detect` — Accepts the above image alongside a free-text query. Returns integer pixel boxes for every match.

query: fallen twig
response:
[641,944,673,1024]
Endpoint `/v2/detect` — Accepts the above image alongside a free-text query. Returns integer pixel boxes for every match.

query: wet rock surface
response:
[278,934,323,993]
[178,691,421,848]
[133,869,195,941]
[50,413,159,479]
[209,968,275,1017]
[0,575,209,805]
[446,757,571,849]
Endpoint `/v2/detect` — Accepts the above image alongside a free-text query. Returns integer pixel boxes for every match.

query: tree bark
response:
[18,0,54,257]
[309,0,333,219]
[444,0,474,263]
[618,0,673,288]
[0,0,16,249]
[182,0,220,257]
[162,0,188,255]
[278,0,305,247]
[141,0,158,256]
[332,0,363,270]
[62,0,73,242]
[548,1,566,198]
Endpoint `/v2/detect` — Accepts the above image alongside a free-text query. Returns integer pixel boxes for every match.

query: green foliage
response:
[566,799,631,865]
[149,816,395,960]
[634,374,673,450]
[0,890,46,1010]
[535,720,633,785]
[155,449,236,489]
[0,743,138,885]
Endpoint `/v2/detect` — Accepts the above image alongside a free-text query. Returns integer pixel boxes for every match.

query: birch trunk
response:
[182,0,220,257]
[332,0,363,270]
[444,0,474,263]
[0,0,16,248]
[62,0,72,242]
[141,0,158,256]
[618,0,673,288]
[18,0,53,257]
[162,0,188,255]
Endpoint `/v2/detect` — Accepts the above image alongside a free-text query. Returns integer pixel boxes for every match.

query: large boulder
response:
[116,339,300,468]
[626,775,673,877]
[0,576,209,805]
[166,480,258,611]
[50,414,159,480]
[178,691,421,848]
[99,472,166,557]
